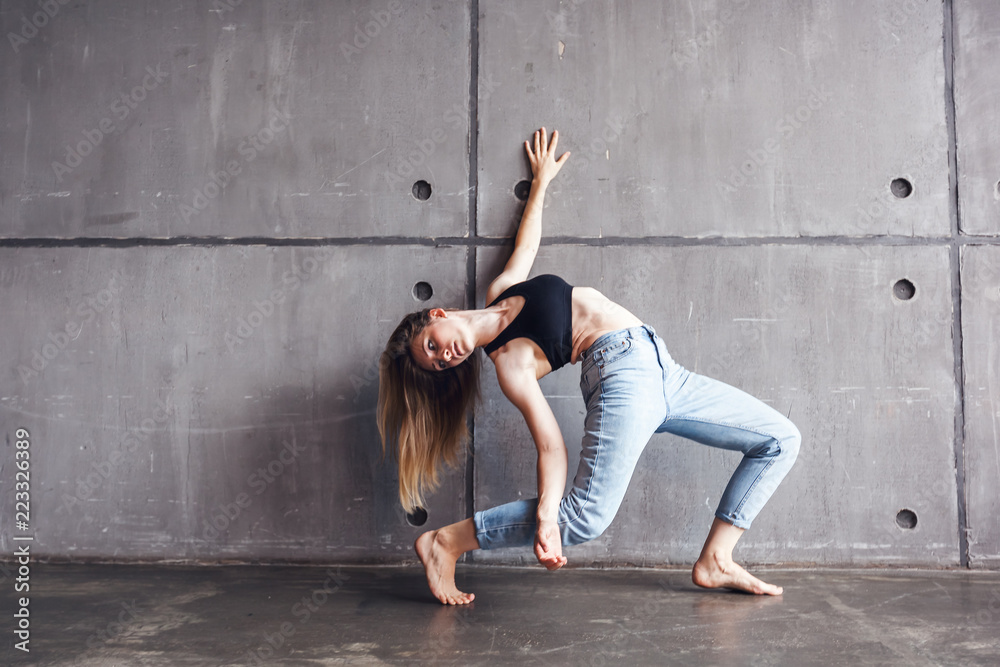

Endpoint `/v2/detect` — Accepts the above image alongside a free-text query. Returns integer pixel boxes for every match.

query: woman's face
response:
[410,310,472,372]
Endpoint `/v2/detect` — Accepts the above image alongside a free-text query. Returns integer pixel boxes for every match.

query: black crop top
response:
[483,274,574,370]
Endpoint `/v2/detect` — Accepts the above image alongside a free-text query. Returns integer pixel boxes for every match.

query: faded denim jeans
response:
[473,324,801,549]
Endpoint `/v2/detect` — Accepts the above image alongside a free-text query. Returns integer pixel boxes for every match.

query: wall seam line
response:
[4,236,1000,249]
[463,0,480,563]
[943,0,969,568]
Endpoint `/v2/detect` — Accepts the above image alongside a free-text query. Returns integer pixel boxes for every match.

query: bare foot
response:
[692,552,783,596]
[415,530,475,605]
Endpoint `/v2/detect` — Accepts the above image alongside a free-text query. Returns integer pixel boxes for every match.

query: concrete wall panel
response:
[962,246,1000,566]
[0,0,470,239]
[0,0,993,570]
[0,246,468,561]
[474,245,959,566]
[954,0,1000,236]
[478,0,948,239]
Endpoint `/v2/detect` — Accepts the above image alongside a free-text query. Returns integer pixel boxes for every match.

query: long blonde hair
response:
[377,309,481,513]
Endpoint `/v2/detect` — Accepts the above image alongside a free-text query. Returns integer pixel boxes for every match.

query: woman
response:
[378,128,801,605]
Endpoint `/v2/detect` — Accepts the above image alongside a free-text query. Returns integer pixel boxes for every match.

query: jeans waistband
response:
[579,324,656,362]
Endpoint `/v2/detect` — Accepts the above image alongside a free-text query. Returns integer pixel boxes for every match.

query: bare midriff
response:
[569,287,644,364]
[486,286,644,379]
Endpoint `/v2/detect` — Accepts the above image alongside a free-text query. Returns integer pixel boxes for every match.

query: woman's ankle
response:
[695,550,733,571]
[434,518,481,556]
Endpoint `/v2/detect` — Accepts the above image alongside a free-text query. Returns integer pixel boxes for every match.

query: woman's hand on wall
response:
[525,127,570,185]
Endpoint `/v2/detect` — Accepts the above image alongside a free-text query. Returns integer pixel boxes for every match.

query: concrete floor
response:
[2,564,999,666]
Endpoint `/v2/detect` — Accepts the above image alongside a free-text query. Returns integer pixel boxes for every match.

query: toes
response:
[439,590,474,605]
[748,579,783,596]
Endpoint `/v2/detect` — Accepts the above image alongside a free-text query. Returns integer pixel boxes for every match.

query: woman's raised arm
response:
[486,128,570,303]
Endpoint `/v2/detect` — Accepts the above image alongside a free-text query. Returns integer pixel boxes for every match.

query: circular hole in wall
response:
[893,279,916,301]
[514,180,532,201]
[406,507,428,527]
[890,178,913,199]
[412,281,433,301]
[412,180,432,201]
[895,509,917,530]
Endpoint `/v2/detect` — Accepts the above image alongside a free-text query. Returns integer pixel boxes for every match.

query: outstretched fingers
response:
[524,127,570,182]
[547,128,559,154]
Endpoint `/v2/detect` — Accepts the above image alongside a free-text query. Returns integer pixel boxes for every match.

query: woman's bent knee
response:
[781,420,801,463]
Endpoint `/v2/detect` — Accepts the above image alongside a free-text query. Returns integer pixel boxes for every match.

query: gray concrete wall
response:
[962,246,1000,568]
[0,0,995,568]
[475,245,960,567]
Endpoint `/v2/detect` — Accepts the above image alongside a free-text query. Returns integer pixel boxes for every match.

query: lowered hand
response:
[534,519,568,571]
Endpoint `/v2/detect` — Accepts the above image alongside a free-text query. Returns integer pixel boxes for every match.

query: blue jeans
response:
[473,324,801,549]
